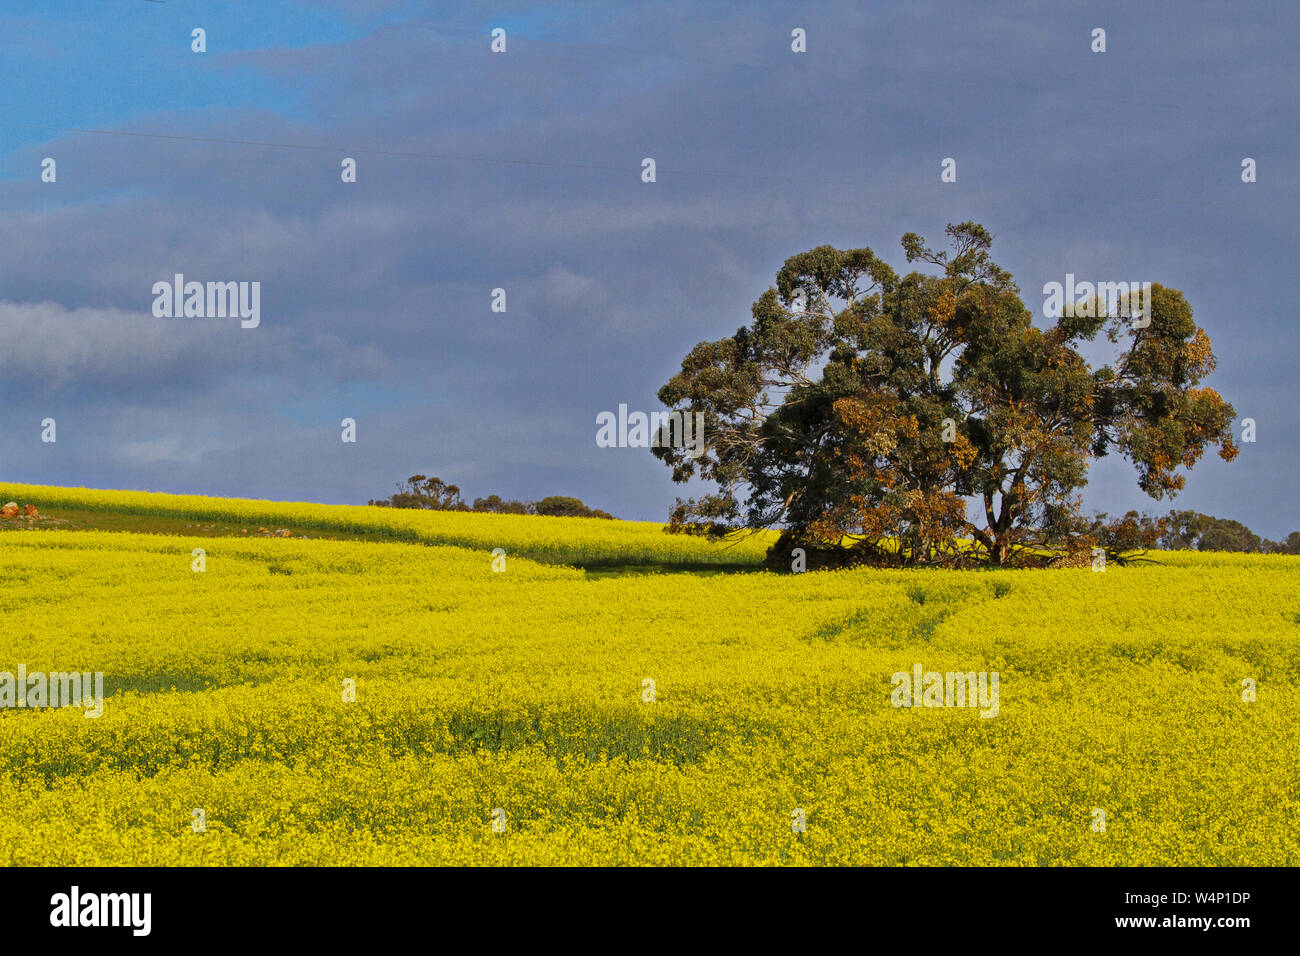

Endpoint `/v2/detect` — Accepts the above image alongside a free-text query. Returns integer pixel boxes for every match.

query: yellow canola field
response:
[0,482,771,567]
[0,524,1296,866]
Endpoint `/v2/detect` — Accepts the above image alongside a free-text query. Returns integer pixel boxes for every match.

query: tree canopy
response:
[654,223,1238,567]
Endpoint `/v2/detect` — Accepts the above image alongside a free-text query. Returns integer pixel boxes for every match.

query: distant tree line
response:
[369,475,614,519]
[1073,508,1298,558]
[1154,510,1299,554]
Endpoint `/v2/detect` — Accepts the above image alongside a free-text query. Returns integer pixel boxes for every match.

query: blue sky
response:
[1,0,1296,535]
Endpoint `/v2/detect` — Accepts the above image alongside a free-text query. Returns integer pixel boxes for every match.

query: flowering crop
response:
[0,482,770,568]
[0,501,1295,865]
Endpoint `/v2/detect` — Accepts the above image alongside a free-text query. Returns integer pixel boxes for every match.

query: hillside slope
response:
[0,482,771,568]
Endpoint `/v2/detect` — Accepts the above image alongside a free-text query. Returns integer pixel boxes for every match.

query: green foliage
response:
[370,475,467,511]
[656,223,1238,567]
[1157,509,1299,554]
[533,496,613,520]
[372,477,615,521]
[1197,517,1261,553]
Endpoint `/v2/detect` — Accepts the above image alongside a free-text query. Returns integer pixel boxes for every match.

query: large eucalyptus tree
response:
[653,223,1237,567]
